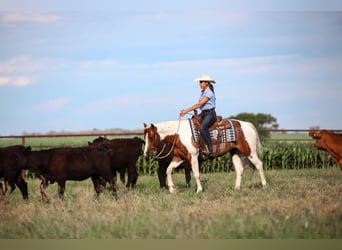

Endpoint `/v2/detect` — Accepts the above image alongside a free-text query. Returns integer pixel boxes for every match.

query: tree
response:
[228,112,279,140]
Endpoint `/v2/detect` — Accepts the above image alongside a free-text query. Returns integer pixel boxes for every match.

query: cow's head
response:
[0,146,31,171]
[143,123,161,158]
[309,130,328,150]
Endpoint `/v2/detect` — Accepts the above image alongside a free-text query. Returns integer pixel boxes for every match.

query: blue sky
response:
[1,1,342,135]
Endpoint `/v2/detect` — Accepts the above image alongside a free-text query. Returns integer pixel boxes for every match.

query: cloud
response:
[0,56,44,73]
[32,98,70,112]
[1,12,62,23]
[0,76,32,87]
[0,56,46,87]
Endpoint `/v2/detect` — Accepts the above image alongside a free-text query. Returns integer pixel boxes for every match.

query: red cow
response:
[309,130,342,170]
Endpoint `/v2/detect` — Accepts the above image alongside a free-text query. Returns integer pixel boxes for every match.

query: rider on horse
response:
[180,74,217,159]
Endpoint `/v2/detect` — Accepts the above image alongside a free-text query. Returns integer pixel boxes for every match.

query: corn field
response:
[0,133,338,177]
[136,141,337,175]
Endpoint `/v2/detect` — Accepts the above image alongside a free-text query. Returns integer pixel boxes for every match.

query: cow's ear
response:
[24,146,32,155]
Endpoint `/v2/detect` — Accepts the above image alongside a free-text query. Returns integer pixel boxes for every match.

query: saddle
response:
[191,114,231,133]
[191,114,236,158]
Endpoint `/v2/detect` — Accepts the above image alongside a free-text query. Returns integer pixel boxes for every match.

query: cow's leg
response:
[108,177,118,200]
[39,176,50,203]
[4,179,15,195]
[248,154,267,187]
[126,165,138,189]
[58,181,66,200]
[16,170,28,200]
[16,177,28,200]
[166,160,183,193]
[232,153,244,190]
[91,175,103,199]
[131,168,138,189]
[119,169,125,184]
[0,182,4,196]
[158,162,167,189]
[183,162,191,188]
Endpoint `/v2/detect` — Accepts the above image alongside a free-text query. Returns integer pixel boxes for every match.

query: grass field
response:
[0,167,341,239]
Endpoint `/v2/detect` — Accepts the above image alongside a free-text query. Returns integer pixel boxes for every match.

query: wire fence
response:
[0,129,340,172]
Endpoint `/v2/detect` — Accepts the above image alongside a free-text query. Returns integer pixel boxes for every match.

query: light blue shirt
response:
[199,87,216,111]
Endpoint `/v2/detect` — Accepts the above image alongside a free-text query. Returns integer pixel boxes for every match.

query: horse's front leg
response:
[166,160,183,193]
[191,155,203,193]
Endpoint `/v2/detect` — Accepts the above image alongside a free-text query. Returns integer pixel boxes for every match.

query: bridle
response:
[145,117,182,160]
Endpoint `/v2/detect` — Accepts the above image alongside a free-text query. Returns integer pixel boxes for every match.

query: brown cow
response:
[309,130,342,170]
[89,137,144,189]
[27,144,115,202]
[0,145,31,200]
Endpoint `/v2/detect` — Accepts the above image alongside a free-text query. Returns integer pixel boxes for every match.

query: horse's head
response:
[143,123,161,158]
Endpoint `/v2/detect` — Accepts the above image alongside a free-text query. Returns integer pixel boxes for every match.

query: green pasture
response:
[0,168,341,238]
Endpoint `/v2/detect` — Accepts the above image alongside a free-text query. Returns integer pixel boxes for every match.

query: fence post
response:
[21,136,25,146]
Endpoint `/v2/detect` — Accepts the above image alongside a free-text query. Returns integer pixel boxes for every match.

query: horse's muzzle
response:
[144,150,156,160]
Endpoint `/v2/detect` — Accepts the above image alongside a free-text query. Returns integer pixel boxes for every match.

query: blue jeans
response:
[200,109,216,154]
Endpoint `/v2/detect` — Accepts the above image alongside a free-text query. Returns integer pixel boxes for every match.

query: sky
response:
[1,1,342,135]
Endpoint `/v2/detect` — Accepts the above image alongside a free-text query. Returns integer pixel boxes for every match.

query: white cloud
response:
[0,76,32,87]
[0,56,46,87]
[32,98,70,112]
[0,56,44,73]
[1,12,62,23]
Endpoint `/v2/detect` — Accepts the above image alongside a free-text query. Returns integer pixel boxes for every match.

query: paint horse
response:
[143,118,267,193]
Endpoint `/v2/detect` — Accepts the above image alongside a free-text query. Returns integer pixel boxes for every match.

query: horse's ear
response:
[144,123,147,128]
[153,124,158,131]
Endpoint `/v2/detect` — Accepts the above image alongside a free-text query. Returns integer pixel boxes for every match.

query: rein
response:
[150,116,182,160]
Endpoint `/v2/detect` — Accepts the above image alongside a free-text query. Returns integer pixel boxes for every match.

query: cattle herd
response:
[0,137,145,202]
[0,130,341,202]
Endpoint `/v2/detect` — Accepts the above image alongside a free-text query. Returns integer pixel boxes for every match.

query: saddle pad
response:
[189,119,237,143]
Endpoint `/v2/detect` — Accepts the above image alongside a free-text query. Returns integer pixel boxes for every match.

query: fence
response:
[0,129,341,172]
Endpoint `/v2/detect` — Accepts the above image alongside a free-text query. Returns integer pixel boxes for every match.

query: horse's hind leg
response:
[248,154,267,187]
[231,153,244,190]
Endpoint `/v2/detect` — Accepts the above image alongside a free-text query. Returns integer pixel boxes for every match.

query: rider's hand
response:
[180,110,187,117]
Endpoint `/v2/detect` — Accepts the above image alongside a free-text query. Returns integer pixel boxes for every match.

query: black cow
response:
[90,137,144,189]
[27,144,115,202]
[0,145,31,200]
[89,136,124,185]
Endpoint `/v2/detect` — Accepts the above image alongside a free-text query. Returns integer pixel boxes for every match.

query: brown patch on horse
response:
[164,134,192,164]
[231,120,251,157]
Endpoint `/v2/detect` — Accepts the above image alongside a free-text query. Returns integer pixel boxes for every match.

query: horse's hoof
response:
[169,187,176,193]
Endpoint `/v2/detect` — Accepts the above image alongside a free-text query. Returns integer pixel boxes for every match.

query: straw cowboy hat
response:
[194,74,216,83]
